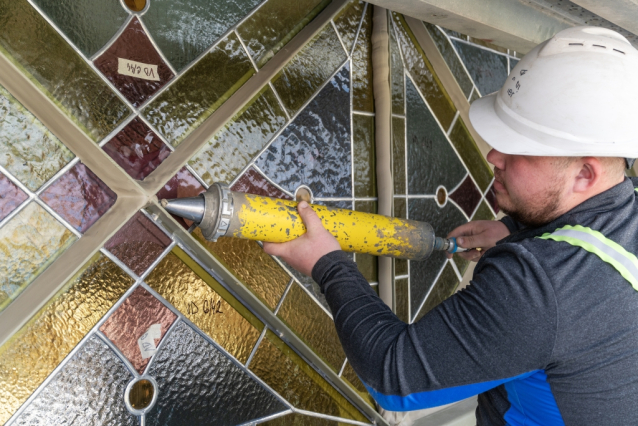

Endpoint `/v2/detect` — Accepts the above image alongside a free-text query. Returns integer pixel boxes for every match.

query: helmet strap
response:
[626,158,636,170]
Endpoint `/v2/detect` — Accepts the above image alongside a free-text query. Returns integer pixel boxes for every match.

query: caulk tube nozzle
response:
[160,196,206,223]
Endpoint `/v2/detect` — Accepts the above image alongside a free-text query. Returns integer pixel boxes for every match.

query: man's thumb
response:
[457,235,476,248]
[297,201,325,234]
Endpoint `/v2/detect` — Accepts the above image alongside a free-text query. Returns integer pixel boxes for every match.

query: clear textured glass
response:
[146,321,286,425]
[452,39,508,97]
[143,33,255,147]
[142,0,264,71]
[448,118,493,192]
[189,86,287,186]
[415,262,458,321]
[0,254,133,424]
[353,114,375,198]
[0,202,77,313]
[238,0,330,68]
[258,65,352,198]
[0,85,75,191]
[0,171,27,221]
[0,0,130,141]
[351,4,373,112]
[333,0,366,55]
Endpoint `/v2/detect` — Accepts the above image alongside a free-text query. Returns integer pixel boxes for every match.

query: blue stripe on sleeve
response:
[363,370,540,412]
[504,370,565,425]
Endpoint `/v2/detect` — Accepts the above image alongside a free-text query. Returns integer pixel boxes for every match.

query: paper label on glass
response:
[138,323,162,359]
[118,58,160,81]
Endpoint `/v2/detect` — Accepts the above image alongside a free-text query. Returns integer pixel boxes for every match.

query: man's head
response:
[487,150,626,227]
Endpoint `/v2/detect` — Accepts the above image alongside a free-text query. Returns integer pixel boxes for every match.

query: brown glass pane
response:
[188,86,287,186]
[143,33,255,147]
[448,118,493,192]
[102,118,171,181]
[333,0,365,55]
[353,114,375,198]
[145,249,263,364]
[262,413,338,425]
[277,282,346,371]
[485,180,500,214]
[472,200,495,221]
[129,379,154,410]
[100,286,177,374]
[124,0,146,12]
[395,277,409,322]
[249,330,367,422]
[392,117,405,195]
[389,17,405,115]
[40,163,117,233]
[94,18,174,108]
[271,25,347,115]
[0,0,130,142]
[415,262,458,321]
[156,167,206,229]
[391,13,456,130]
[231,167,291,199]
[0,253,133,425]
[0,202,77,313]
[193,228,289,310]
[0,172,28,221]
[352,3,373,112]
[237,0,329,68]
[104,211,171,276]
[449,174,482,217]
[0,85,75,191]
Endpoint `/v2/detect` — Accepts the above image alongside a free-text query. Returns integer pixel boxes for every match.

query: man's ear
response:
[572,157,601,194]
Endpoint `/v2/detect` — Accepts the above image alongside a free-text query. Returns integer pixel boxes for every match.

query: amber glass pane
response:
[30,0,129,57]
[352,3,373,112]
[342,361,374,407]
[231,167,291,199]
[146,248,263,363]
[40,163,117,233]
[333,0,365,55]
[156,167,206,229]
[250,330,368,422]
[238,0,330,68]
[353,114,375,198]
[0,253,133,424]
[0,172,27,221]
[143,33,255,147]
[448,118,493,192]
[271,25,347,115]
[0,85,74,191]
[392,116,405,195]
[277,282,346,372]
[472,200,495,221]
[193,228,289,310]
[449,174,482,218]
[395,277,409,322]
[391,13,456,130]
[389,17,405,115]
[0,0,130,141]
[129,379,154,410]
[124,0,146,12]
[415,262,458,321]
[189,86,286,186]
[0,202,77,313]
[262,413,338,425]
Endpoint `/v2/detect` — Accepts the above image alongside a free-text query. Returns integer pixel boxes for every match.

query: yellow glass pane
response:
[351,3,373,112]
[145,247,263,364]
[333,0,365,55]
[193,228,290,310]
[0,253,133,424]
[341,361,374,407]
[277,282,346,372]
[249,330,368,422]
[0,202,77,313]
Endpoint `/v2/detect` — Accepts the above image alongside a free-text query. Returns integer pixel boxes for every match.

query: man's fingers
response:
[297,201,326,235]
[263,241,285,257]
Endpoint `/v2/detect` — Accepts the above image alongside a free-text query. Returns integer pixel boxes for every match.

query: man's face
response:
[486,149,571,228]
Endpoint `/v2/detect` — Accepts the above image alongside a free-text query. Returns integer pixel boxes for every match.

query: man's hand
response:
[446,220,510,262]
[263,201,341,276]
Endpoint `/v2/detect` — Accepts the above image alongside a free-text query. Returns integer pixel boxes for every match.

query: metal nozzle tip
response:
[160,199,168,208]
[161,196,206,223]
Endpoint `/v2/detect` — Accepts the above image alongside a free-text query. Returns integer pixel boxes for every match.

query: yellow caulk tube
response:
[160,183,466,260]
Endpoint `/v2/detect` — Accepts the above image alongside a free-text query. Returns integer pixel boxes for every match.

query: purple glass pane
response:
[0,172,28,221]
[102,118,171,181]
[231,167,291,199]
[485,181,500,214]
[156,167,205,229]
[40,163,117,233]
[449,175,482,217]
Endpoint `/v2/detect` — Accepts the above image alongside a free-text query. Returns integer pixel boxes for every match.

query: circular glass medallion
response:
[124,0,147,12]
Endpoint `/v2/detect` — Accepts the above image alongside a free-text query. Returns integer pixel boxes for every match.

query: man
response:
[264,26,638,425]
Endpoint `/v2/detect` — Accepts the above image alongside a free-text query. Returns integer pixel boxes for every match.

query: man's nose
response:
[486,149,505,169]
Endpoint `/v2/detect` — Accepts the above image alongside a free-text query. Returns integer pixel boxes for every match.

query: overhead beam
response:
[570,0,638,37]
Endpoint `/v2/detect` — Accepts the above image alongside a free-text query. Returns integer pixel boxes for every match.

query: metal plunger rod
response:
[161,183,466,260]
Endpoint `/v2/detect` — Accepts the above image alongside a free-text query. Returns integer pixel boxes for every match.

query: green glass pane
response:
[395,257,408,277]
[415,262,458,321]
[143,0,263,71]
[352,3,373,113]
[0,0,130,142]
[391,12,456,130]
[448,118,493,192]
[353,114,375,198]
[0,85,74,191]
[333,0,365,55]
[354,200,378,283]
[31,0,128,57]
[392,116,405,195]
[423,22,473,99]
[143,33,255,147]
[472,200,495,221]
[189,86,287,186]
[452,39,508,97]
[453,254,470,277]
[271,25,347,115]
[0,202,77,313]
[237,0,330,68]
[395,277,408,322]
[389,17,404,115]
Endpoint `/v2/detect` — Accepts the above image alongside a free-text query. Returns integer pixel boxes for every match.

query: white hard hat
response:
[470,26,638,157]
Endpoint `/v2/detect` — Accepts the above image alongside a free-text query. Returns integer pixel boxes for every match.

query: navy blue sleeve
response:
[312,247,558,411]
